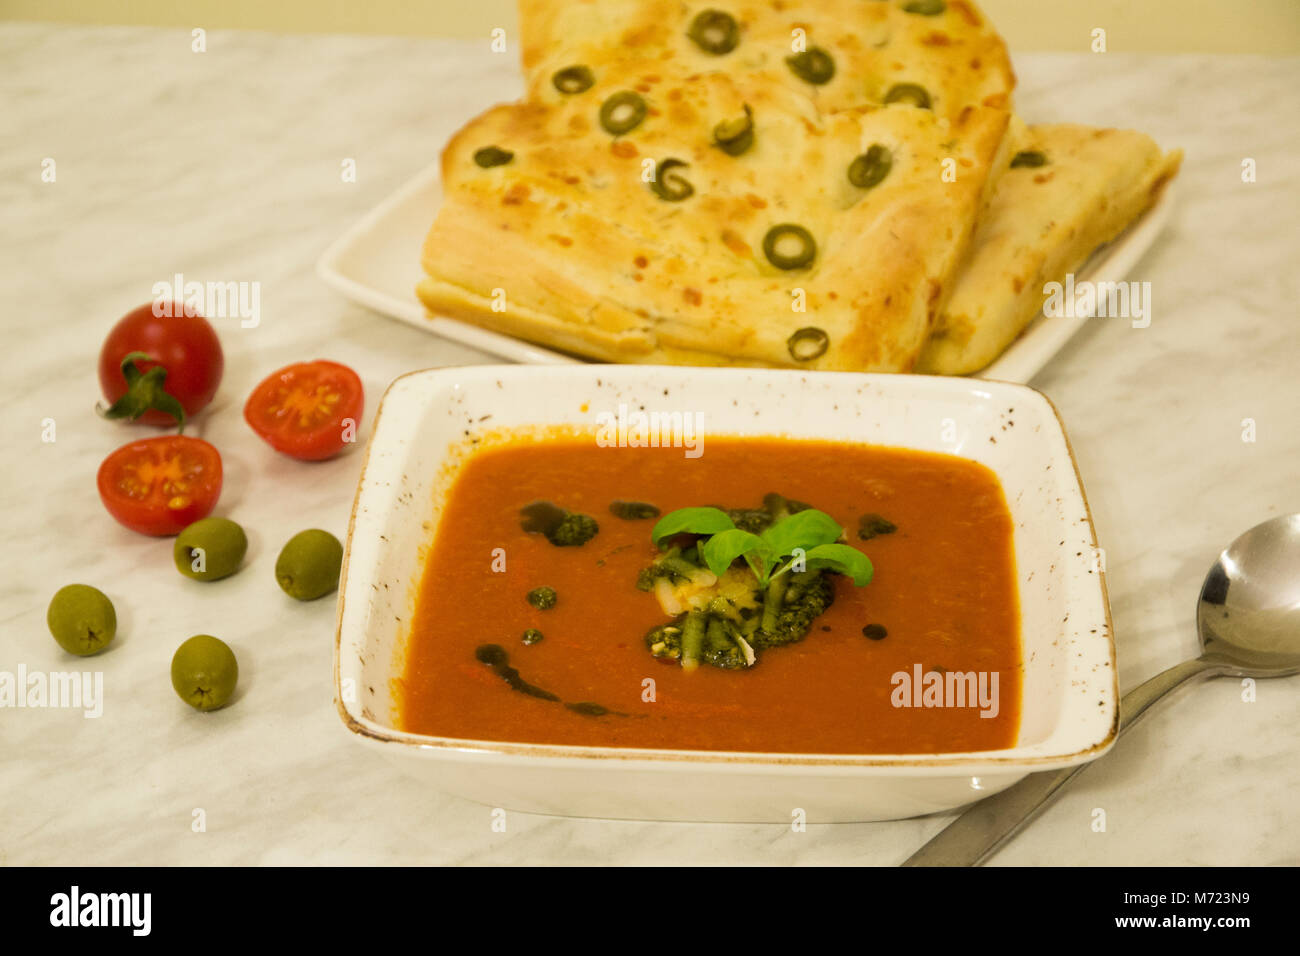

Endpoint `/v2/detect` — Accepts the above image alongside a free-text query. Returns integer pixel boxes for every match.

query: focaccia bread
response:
[417,60,1012,371]
[519,0,1015,120]
[917,124,1183,374]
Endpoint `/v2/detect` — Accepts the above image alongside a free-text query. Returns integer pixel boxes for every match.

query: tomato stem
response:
[96,351,186,432]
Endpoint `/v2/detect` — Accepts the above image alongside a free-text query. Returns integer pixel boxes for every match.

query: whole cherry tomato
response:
[98,302,224,428]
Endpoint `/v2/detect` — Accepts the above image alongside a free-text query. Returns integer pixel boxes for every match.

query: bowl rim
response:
[333,364,1118,774]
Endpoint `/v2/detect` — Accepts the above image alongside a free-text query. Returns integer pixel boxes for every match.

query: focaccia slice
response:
[916,124,1182,374]
[520,0,1015,120]
[418,62,1012,371]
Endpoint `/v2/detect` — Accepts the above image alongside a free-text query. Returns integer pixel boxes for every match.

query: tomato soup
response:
[399,433,1021,754]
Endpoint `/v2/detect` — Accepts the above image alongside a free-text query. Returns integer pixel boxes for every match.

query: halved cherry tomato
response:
[244,360,364,461]
[97,436,223,536]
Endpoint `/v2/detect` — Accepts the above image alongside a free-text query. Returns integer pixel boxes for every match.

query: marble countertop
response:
[2,22,1297,865]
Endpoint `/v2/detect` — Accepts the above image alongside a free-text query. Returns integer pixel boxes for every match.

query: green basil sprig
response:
[651,506,872,587]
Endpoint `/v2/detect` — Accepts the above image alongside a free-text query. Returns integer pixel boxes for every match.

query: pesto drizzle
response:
[474,644,630,717]
[475,644,559,700]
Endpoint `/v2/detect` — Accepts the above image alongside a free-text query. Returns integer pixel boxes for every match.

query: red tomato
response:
[244,360,364,461]
[98,303,224,426]
[97,436,223,536]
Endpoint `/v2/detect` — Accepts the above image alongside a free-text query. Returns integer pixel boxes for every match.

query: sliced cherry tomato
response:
[97,436,223,536]
[244,360,364,461]
[98,302,224,427]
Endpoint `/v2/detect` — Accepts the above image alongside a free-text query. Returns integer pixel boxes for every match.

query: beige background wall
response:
[3,0,1299,53]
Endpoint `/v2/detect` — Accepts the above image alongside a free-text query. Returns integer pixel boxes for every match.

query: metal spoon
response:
[904,513,1300,867]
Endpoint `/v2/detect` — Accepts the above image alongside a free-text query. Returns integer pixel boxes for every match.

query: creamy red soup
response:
[398,433,1021,754]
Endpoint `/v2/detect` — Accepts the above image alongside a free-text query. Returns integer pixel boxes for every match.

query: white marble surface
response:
[2,22,1298,865]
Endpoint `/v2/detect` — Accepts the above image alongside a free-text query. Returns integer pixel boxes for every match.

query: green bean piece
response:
[522,628,545,645]
[552,65,595,94]
[883,83,932,109]
[1010,149,1048,168]
[713,104,754,156]
[688,9,740,54]
[473,146,514,168]
[786,46,835,85]
[786,327,830,362]
[903,0,946,14]
[760,574,789,634]
[762,223,817,270]
[599,90,647,135]
[680,610,708,670]
[650,158,694,201]
[848,144,893,189]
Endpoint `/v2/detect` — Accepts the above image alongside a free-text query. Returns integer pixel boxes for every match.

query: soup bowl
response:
[334,365,1116,822]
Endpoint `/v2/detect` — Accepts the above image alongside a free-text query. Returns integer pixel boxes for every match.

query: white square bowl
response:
[334,365,1116,822]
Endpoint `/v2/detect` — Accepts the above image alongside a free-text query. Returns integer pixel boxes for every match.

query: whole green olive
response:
[275,529,343,601]
[171,634,238,711]
[46,584,116,656]
[174,517,248,582]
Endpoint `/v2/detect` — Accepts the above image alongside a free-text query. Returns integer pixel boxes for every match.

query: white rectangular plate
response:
[317,161,1174,383]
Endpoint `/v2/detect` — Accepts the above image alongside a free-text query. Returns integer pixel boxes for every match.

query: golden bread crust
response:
[917,124,1183,374]
[519,0,1016,120]
[419,61,1012,371]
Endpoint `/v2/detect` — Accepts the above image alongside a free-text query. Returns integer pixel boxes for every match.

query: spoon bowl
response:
[1197,513,1300,674]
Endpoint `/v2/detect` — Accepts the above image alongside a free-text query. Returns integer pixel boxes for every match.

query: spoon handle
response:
[901,657,1218,867]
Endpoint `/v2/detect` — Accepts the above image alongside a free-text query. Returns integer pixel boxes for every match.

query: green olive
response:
[171,634,238,711]
[473,146,514,168]
[599,91,647,135]
[787,326,830,361]
[688,9,740,55]
[522,628,545,645]
[883,83,932,109]
[275,529,343,601]
[1010,149,1048,168]
[763,224,817,270]
[713,105,754,156]
[848,144,893,189]
[174,517,247,582]
[786,47,835,85]
[552,65,595,94]
[46,584,116,656]
[650,158,694,201]
[903,0,946,14]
